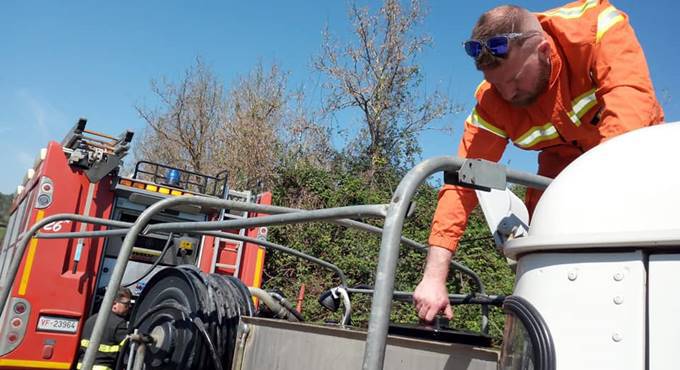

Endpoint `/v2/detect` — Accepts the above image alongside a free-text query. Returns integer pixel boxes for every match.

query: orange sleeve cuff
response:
[428,235,463,253]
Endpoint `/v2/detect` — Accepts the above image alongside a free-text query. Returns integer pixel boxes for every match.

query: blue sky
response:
[1,1,678,194]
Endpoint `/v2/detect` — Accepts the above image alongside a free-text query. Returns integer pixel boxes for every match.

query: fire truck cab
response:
[496,123,680,370]
[0,119,270,369]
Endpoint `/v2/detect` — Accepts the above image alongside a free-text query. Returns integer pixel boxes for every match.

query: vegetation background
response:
[129,0,516,342]
[0,0,517,343]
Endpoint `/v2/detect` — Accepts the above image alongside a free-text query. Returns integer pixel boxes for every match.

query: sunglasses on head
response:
[463,32,528,59]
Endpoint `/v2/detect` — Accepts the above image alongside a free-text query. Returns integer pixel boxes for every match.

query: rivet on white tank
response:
[613,296,624,305]
[612,333,623,342]
[614,272,624,281]
[567,271,577,281]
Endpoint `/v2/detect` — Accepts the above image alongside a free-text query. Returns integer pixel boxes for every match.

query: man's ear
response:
[537,39,550,58]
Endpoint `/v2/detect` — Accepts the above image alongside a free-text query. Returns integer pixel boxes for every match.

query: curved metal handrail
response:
[80,197,390,369]
[361,156,551,370]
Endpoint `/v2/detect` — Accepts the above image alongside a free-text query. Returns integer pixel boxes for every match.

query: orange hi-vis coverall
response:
[429,0,664,253]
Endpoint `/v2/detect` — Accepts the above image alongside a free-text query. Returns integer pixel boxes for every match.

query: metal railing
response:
[0,156,552,370]
[132,161,228,197]
[360,156,550,370]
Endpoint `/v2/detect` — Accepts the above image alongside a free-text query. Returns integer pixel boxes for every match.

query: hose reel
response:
[120,266,254,370]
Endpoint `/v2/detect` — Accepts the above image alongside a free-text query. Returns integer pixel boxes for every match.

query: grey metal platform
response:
[232,317,499,370]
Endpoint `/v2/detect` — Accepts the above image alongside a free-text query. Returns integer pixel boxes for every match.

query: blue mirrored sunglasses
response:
[463,32,526,59]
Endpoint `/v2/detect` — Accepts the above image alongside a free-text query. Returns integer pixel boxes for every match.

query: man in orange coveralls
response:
[414,0,664,322]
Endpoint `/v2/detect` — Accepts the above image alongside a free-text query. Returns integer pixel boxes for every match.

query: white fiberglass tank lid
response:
[504,122,680,259]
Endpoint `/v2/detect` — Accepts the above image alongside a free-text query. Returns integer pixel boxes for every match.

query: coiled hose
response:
[118,266,254,370]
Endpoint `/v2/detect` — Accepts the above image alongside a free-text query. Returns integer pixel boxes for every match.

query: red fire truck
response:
[0,119,271,369]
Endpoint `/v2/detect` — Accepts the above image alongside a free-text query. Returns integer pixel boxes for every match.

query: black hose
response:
[129,301,190,327]
[122,297,226,370]
[191,316,224,370]
[224,275,255,316]
[269,292,304,322]
[124,266,253,370]
[122,232,175,288]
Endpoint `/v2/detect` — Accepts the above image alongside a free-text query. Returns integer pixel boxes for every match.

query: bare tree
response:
[134,59,334,192]
[134,58,227,176]
[315,0,450,175]
[281,90,334,170]
[213,63,287,190]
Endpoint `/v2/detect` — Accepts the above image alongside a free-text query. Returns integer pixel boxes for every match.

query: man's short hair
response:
[115,287,132,304]
[470,5,538,70]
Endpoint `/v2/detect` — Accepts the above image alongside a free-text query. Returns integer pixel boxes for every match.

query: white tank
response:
[499,123,680,370]
[505,122,680,259]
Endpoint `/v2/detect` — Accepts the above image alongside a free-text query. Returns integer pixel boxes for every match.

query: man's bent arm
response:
[591,6,664,140]
[429,117,508,253]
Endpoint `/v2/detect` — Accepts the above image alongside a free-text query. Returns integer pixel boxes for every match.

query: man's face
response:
[482,38,550,107]
[112,299,130,316]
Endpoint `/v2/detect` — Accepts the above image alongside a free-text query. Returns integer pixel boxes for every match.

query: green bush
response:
[261,161,517,344]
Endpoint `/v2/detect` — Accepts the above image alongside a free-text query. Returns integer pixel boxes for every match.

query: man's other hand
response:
[414,277,453,322]
[413,246,454,322]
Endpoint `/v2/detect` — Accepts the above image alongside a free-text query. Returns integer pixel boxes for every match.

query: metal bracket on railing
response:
[444,159,508,192]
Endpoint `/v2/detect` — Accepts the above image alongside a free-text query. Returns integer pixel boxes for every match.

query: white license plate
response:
[37,316,79,333]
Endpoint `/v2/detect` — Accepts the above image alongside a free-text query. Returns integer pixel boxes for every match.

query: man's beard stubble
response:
[510,54,551,107]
